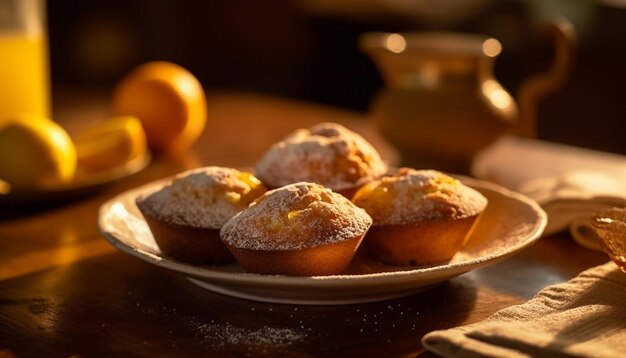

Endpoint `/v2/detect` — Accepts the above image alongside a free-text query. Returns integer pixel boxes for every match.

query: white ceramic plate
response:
[98,177,546,305]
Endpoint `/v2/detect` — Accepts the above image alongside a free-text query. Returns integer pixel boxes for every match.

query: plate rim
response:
[185,277,435,305]
[0,151,151,200]
[98,176,547,287]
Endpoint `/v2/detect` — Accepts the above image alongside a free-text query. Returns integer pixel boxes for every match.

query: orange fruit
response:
[0,115,76,189]
[113,61,206,152]
[75,115,147,172]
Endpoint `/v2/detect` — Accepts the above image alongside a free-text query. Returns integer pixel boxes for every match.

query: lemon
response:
[113,61,207,152]
[75,115,147,172]
[0,115,76,189]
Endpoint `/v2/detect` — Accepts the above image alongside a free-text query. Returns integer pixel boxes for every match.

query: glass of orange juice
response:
[0,0,50,122]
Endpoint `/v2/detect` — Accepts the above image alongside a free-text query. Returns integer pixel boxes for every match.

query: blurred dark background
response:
[47,0,626,154]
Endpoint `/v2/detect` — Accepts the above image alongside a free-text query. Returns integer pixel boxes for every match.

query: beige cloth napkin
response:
[472,136,626,250]
[422,262,626,358]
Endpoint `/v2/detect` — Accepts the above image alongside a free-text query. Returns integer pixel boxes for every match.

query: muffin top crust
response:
[137,166,266,229]
[255,122,387,191]
[352,168,487,226]
[220,182,372,250]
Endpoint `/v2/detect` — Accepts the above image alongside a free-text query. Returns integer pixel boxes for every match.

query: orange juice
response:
[0,34,50,122]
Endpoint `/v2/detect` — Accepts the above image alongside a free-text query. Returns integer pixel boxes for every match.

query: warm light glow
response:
[386,33,406,53]
[482,38,502,58]
[490,90,510,109]
[0,236,114,281]
[421,64,440,88]
[176,75,199,99]
[482,79,512,110]
[0,179,9,194]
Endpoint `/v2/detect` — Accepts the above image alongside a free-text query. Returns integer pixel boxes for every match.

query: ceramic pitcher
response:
[360,19,575,172]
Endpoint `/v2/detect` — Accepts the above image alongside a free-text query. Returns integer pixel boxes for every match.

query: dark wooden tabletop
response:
[0,92,608,357]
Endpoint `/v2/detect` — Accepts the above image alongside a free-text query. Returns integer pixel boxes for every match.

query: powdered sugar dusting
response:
[255,122,387,191]
[353,168,488,226]
[195,322,306,350]
[221,182,373,250]
[125,293,309,354]
[136,167,266,229]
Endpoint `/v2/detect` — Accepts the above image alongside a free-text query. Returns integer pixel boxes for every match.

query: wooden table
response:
[0,92,608,357]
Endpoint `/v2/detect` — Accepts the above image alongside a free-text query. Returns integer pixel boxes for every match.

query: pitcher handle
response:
[515,17,577,138]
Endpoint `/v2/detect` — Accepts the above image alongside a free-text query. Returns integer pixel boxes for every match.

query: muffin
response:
[255,122,387,198]
[220,182,372,276]
[352,168,487,266]
[136,167,267,264]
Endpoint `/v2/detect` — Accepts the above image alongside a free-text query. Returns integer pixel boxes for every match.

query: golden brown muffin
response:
[352,168,487,266]
[255,122,387,197]
[136,167,266,264]
[220,182,373,276]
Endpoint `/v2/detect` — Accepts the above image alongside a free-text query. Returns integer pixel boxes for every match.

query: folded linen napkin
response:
[472,136,626,250]
[422,262,626,358]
